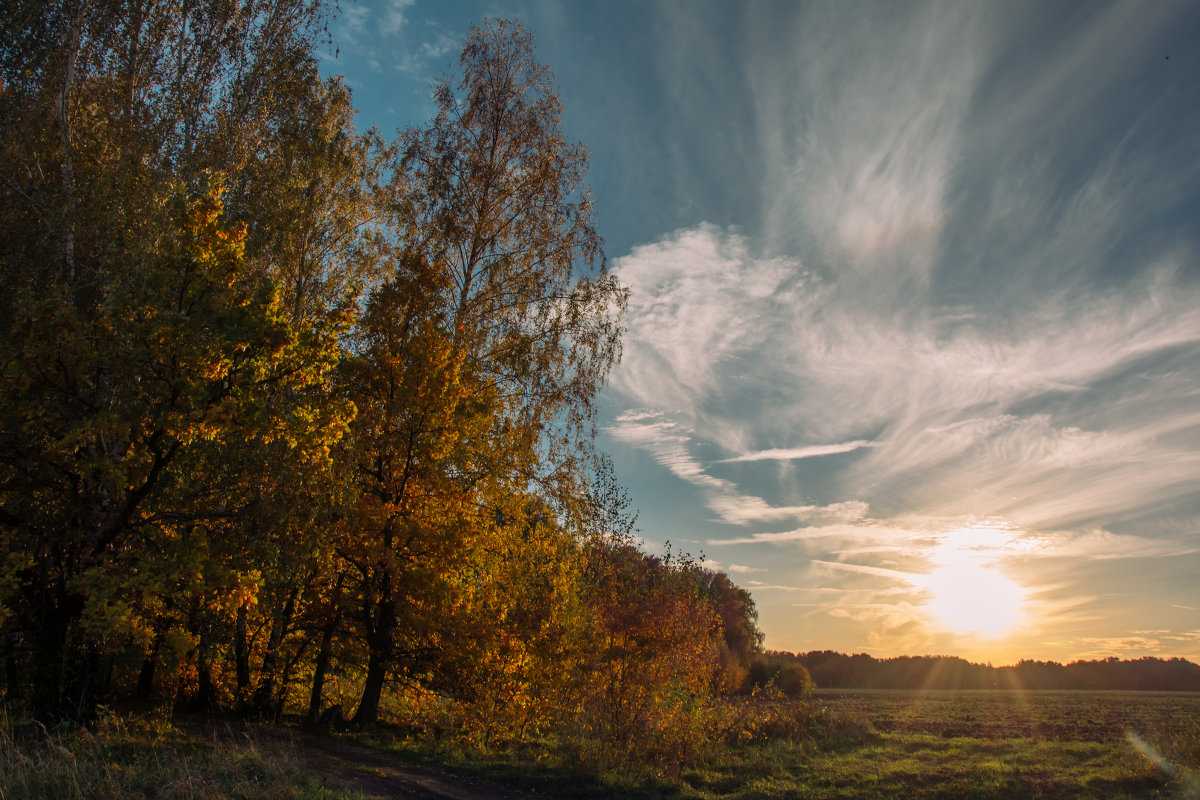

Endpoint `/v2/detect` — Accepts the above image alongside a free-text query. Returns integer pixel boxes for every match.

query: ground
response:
[290,733,548,800]
[179,718,555,800]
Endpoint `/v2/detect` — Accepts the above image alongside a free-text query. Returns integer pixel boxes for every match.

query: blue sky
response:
[324,0,1200,664]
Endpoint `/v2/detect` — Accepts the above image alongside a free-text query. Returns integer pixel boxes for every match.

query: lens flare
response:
[1127,730,1177,775]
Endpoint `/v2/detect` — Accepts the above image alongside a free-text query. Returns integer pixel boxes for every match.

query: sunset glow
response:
[918,528,1028,639]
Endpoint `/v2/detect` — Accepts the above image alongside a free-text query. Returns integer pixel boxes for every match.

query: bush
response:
[745,657,814,699]
[776,664,814,699]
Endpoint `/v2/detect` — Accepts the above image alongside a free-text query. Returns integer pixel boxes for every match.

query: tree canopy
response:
[0,1,763,764]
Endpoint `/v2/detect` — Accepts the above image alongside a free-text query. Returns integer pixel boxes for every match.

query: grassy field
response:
[671,690,1200,800]
[669,690,1200,799]
[4,691,1198,798]
[403,690,1200,799]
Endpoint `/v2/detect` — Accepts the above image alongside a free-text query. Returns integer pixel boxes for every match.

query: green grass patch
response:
[361,690,1200,799]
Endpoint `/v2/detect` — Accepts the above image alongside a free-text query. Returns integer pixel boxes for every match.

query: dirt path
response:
[286,732,556,800]
[177,717,561,800]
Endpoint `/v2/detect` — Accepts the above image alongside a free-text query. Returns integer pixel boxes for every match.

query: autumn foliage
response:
[0,0,762,766]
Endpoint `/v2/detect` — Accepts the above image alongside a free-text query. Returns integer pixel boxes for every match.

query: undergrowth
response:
[0,707,359,800]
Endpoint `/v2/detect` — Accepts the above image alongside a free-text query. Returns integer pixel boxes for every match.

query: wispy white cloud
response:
[755,1,987,285]
[712,521,897,547]
[607,410,868,526]
[727,564,766,574]
[718,440,876,463]
[811,559,917,582]
[337,5,372,50]
[396,29,458,74]
[611,219,1200,539]
[329,1,457,83]
[610,227,806,442]
[744,582,807,592]
[1018,529,1200,562]
[1076,636,1170,658]
[599,0,1200,659]
[380,0,415,36]
[791,586,915,597]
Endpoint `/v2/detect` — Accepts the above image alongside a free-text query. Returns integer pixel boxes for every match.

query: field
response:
[4,691,1199,799]
[662,690,1200,800]
[419,690,1200,799]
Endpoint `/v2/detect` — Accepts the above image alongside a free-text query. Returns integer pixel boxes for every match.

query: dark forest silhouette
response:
[758,650,1200,691]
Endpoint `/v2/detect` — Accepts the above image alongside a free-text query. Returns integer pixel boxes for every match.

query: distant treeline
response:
[768,651,1200,691]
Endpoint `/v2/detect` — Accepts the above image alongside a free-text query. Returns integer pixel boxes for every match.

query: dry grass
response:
[0,708,361,800]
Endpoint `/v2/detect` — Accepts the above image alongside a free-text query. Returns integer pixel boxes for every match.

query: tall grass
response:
[0,707,358,800]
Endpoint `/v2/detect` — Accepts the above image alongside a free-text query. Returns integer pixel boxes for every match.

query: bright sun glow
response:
[917,525,1027,638]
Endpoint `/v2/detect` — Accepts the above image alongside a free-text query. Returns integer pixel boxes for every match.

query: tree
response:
[578,543,723,767]
[0,0,357,720]
[697,570,764,692]
[1,5,687,744]
[395,19,625,503]
[338,258,485,724]
[341,19,627,724]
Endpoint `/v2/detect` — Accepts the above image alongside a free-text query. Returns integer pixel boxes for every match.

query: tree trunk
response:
[234,601,251,704]
[353,648,388,725]
[62,644,107,721]
[254,586,298,718]
[137,627,166,699]
[306,622,335,725]
[3,632,21,702]
[180,617,219,713]
[190,644,218,712]
[136,653,156,699]
[29,586,81,722]
[306,574,344,725]
[352,585,395,725]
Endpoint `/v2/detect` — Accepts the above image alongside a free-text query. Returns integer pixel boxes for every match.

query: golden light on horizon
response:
[917,525,1028,639]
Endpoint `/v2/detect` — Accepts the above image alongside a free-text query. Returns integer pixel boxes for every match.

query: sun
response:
[917,526,1027,638]
[920,561,1025,637]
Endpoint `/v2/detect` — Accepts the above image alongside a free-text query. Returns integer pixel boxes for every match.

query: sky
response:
[323,0,1200,666]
